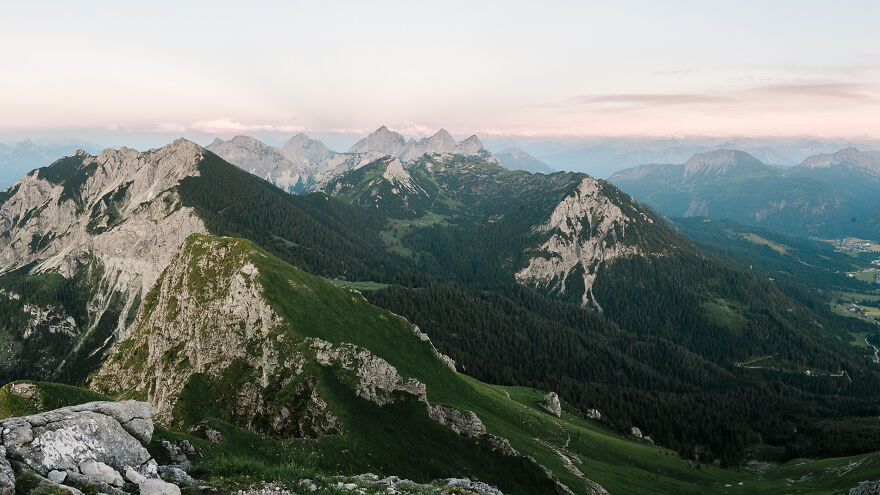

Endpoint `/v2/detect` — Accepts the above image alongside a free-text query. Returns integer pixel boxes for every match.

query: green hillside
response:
[79,233,880,494]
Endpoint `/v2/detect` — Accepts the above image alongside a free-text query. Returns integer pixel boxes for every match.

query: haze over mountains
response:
[610,147,880,238]
[3,131,880,493]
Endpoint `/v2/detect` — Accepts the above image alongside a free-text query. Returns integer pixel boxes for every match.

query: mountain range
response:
[0,139,101,190]
[2,136,880,492]
[610,147,880,238]
[207,127,553,195]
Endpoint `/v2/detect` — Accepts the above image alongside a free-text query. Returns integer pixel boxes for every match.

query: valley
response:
[1,135,880,494]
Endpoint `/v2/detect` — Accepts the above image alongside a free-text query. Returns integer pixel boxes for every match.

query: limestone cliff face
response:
[91,235,434,438]
[516,177,658,309]
[0,139,208,377]
[91,234,285,426]
[206,136,317,193]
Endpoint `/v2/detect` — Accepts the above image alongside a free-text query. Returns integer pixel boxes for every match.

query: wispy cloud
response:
[747,82,879,101]
[545,80,880,114]
[153,118,304,135]
[569,93,730,107]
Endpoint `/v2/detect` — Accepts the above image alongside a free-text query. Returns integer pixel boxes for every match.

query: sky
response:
[2,0,880,143]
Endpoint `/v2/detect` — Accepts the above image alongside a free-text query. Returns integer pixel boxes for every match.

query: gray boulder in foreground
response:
[0,400,181,495]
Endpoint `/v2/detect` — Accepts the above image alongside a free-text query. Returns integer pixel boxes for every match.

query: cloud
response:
[747,82,879,101]
[569,93,730,107]
[152,118,304,135]
[547,80,880,115]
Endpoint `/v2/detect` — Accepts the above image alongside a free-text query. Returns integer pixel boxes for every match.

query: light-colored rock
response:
[207,136,316,193]
[850,480,880,495]
[282,133,335,163]
[0,446,14,495]
[9,382,40,401]
[48,470,67,483]
[158,465,198,486]
[311,338,427,406]
[586,409,601,420]
[125,465,146,484]
[0,401,154,479]
[79,459,124,487]
[0,139,208,375]
[540,392,562,417]
[516,177,650,309]
[631,426,643,438]
[91,235,287,426]
[427,405,486,438]
[139,478,181,495]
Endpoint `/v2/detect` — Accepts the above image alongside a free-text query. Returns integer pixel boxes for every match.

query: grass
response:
[702,298,748,330]
[77,234,880,494]
[738,233,789,255]
[0,380,109,419]
[322,279,390,291]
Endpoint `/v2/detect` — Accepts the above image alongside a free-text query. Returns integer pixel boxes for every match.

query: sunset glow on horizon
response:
[2,0,879,140]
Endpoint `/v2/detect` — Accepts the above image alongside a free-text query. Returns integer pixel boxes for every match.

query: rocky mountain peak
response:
[683,149,765,177]
[799,146,880,173]
[429,129,456,147]
[456,135,484,154]
[282,133,334,162]
[348,126,407,155]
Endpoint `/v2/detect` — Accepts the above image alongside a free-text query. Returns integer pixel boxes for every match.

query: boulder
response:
[0,400,169,495]
[125,465,146,484]
[47,470,67,484]
[139,478,182,495]
[79,459,124,487]
[540,392,562,417]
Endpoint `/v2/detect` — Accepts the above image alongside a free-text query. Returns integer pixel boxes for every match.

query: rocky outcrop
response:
[207,136,316,193]
[0,139,208,376]
[281,134,335,163]
[516,177,644,309]
[347,126,494,164]
[348,126,408,156]
[427,405,486,438]
[92,235,430,437]
[540,392,562,417]
[682,150,766,179]
[0,400,181,495]
[799,147,880,174]
[850,480,880,495]
[91,234,288,426]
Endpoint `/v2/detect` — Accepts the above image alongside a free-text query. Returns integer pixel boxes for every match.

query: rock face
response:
[348,126,495,164]
[348,126,408,156]
[427,405,486,438]
[206,136,317,193]
[0,400,182,495]
[281,133,335,163]
[539,392,562,417]
[91,234,289,427]
[0,139,208,378]
[516,177,656,309]
[799,147,880,174]
[682,150,766,179]
[91,234,438,438]
[850,480,880,495]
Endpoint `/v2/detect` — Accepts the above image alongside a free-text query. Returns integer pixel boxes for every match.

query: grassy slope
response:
[249,237,880,494]
[0,380,109,418]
